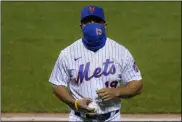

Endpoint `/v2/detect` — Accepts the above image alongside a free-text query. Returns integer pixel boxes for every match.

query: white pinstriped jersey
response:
[49,38,142,114]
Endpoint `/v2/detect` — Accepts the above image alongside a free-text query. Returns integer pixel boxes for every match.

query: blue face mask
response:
[82,23,106,52]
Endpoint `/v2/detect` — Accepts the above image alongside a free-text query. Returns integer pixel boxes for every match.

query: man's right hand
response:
[75,98,96,113]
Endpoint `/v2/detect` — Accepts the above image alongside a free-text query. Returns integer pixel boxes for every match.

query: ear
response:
[80,24,86,28]
[104,23,108,28]
[80,24,83,28]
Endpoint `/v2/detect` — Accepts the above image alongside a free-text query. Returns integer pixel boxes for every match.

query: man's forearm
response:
[116,80,143,99]
[52,85,76,108]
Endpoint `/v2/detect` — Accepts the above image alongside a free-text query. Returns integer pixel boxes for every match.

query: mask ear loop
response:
[80,23,83,28]
[80,23,84,37]
[105,22,108,36]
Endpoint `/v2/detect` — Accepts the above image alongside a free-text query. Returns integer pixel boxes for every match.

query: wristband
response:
[74,99,79,110]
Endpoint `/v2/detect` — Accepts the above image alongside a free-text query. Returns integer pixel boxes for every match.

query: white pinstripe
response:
[49,38,142,120]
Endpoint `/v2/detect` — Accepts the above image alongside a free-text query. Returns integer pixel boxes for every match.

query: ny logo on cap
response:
[89,7,95,13]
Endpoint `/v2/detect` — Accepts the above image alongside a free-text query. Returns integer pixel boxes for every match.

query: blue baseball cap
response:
[81,5,105,22]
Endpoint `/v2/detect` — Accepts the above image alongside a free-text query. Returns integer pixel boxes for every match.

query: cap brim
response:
[81,15,105,23]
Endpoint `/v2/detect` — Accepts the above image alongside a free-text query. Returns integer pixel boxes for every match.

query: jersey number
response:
[105,81,118,88]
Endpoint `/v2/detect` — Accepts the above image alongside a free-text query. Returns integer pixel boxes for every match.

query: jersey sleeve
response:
[49,51,70,87]
[120,49,142,85]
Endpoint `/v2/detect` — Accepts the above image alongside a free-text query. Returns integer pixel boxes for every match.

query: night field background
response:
[1,2,181,113]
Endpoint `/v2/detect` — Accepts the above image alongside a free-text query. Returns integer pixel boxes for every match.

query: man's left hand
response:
[96,88,120,102]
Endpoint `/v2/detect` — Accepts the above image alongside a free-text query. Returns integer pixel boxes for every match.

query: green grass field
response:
[1,2,181,113]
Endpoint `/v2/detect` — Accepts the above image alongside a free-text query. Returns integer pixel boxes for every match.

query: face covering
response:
[82,23,106,52]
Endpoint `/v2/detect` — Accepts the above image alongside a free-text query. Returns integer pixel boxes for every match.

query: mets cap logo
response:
[89,7,95,13]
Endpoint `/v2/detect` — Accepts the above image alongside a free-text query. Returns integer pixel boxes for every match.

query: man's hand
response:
[76,98,96,113]
[97,80,143,101]
[96,88,120,102]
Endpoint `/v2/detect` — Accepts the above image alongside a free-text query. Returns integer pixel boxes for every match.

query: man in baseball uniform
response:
[49,5,143,121]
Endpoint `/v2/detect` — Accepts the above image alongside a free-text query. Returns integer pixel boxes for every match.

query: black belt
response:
[75,110,119,120]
